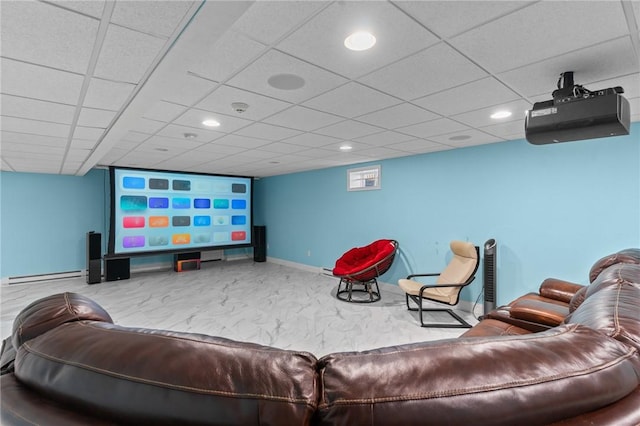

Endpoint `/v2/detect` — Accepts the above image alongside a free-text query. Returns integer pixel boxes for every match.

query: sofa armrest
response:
[539,278,585,303]
[510,299,570,327]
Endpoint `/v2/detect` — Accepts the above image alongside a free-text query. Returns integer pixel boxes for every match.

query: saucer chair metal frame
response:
[404,245,480,328]
[334,240,398,303]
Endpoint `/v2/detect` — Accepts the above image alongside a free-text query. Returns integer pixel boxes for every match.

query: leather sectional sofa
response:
[1,248,639,425]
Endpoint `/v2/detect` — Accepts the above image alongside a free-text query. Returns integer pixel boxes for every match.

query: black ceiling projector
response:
[525,72,630,145]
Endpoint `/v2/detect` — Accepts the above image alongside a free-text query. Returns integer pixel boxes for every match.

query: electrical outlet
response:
[307,250,311,257]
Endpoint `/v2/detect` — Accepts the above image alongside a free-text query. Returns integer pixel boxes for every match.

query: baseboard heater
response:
[4,270,83,285]
[201,250,224,262]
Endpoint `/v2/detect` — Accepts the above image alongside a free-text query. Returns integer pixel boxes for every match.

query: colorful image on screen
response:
[109,167,252,255]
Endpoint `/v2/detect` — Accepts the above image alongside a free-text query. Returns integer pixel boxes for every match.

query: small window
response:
[347,165,381,191]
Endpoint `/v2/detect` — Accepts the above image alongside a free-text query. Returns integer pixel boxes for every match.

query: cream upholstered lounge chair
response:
[398,241,479,328]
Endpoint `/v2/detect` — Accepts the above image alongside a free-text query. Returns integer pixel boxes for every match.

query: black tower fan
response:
[483,239,497,315]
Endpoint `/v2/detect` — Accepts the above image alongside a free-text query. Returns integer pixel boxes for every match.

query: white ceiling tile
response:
[1,142,64,155]
[353,130,414,146]
[413,77,522,116]
[173,108,253,134]
[189,30,267,83]
[428,129,504,147]
[1,94,75,124]
[227,50,348,104]
[397,118,470,138]
[356,103,439,129]
[1,116,70,138]
[0,1,98,74]
[481,119,526,140]
[83,78,135,110]
[65,148,92,161]
[71,138,100,150]
[232,1,328,45]
[295,148,335,159]
[393,1,535,39]
[55,1,105,18]
[588,73,640,100]
[356,146,412,160]
[77,108,116,128]
[314,120,382,140]
[129,118,167,135]
[194,143,246,156]
[94,24,167,83]
[138,135,203,151]
[498,37,640,98]
[451,1,630,73]
[451,99,532,128]
[1,58,83,105]
[111,1,195,38]
[360,43,488,100]
[121,131,151,143]
[234,123,302,141]
[277,1,439,79]
[73,126,104,140]
[161,73,219,106]
[282,133,341,148]
[262,106,343,131]
[214,134,272,150]
[143,101,188,122]
[303,82,400,118]
[197,85,291,121]
[1,131,68,148]
[255,142,310,154]
[389,139,451,154]
[156,124,224,143]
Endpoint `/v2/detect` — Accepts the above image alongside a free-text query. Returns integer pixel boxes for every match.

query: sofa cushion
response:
[538,278,585,303]
[316,324,640,426]
[568,286,587,313]
[589,248,640,283]
[509,298,569,327]
[15,321,318,426]
[460,319,531,337]
[11,292,112,349]
[565,263,640,352]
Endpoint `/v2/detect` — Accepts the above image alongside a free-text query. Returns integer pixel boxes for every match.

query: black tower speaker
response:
[86,232,101,284]
[483,238,497,315]
[253,226,266,262]
[104,257,130,281]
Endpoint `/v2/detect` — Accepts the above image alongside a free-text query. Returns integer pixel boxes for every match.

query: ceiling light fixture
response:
[344,31,376,51]
[184,132,198,139]
[339,145,353,151]
[490,110,512,119]
[267,73,305,90]
[202,119,220,127]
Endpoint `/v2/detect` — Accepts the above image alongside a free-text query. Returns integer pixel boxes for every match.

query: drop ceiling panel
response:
[263,106,343,131]
[73,126,105,140]
[1,94,75,124]
[227,50,348,104]
[156,124,224,143]
[193,143,246,156]
[214,134,272,150]
[359,43,488,101]
[451,1,630,73]
[143,101,188,122]
[412,77,521,117]
[481,119,526,140]
[139,135,203,151]
[71,138,100,150]
[94,24,167,83]
[128,118,167,135]
[1,131,68,148]
[282,133,341,148]
[83,78,136,110]
[356,103,440,129]
[1,142,64,156]
[161,73,219,106]
[110,1,195,38]
[1,117,70,138]
[232,1,328,45]
[429,129,504,147]
[389,139,450,154]
[498,37,640,98]
[234,122,302,141]
[353,130,415,146]
[314,120,382,140]
[397,118,471,139]
[1,59,84,105]
[393,1,534,39]
[304,82,400,118]
[255,142,309,154]
[593,73,640,99]
[188,30,267,83]
[77,108,116,128]
[357,146,411,159]
[277,1,439,79]
[0,1,98,74]
[55,1,105,18]
[197,85,292,121]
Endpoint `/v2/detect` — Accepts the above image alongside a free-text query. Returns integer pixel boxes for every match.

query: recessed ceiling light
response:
[344,31,376,51]
[184,132,198,139]
[155,148,169,152]
[449,135,471,141]
[339,145,353,151]
[202,119,220,127]
[490,110,512,119]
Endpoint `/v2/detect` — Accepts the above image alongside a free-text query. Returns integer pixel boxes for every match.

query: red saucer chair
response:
[332,239,398,303]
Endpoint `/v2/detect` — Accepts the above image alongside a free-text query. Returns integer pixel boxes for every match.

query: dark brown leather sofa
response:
[2,249,639,426]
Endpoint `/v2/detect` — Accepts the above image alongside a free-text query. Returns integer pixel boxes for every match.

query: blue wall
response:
[256,124,640,305]
[1,124,638,305]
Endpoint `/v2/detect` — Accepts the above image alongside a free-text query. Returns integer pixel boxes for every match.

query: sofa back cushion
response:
[566,263,640,352]
[589,248,640,283]
[15,321,319,426]
[316,324,639,426]
[11,293,112,349]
